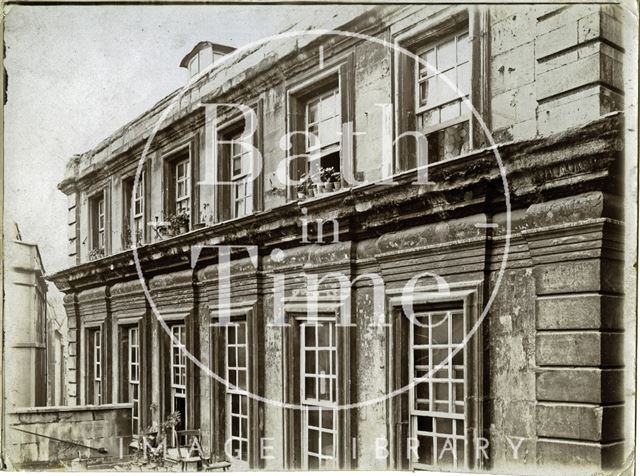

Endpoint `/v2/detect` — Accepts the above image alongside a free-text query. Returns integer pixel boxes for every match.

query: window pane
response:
[317,350,331,375]
[234,182,245,200]
[308,101,319,124]
[457,62,471,96]
[420,48,436,77]
[305,88,340,152]
[304,325,316,347]
[238,370,247,390]
[317,324,330,348]
[305,376,316,401]
[321,432,333,457]
[424,49,436,77]
[233,157,242,176]
[308,409,319,427]
[308,455,319,470]
[437,38,456,71]
[305,351,316,374]
[431,313,448,345]
[456,33,469,63]
[451,314,464,344]
[307,124,319,149]
[439,69,457,104]
[308,428,320,454]
[318,376,331,400]
[321,409,334,430]
[440,102,460,123]
[415,382,430,411]
[321,93,337,120]
[421,77,437,108]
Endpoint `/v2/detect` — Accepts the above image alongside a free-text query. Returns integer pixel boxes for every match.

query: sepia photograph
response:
[1,1,637,474]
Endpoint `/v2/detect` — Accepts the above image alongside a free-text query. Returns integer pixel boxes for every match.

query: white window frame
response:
[409,307,466,470]
[414,30,471,136]
[128,326,141,436]
[387,280,483,471]
[300,316,337,470]
[93,329,103,405]
[170,323,187,436]
[304,88,341,155]
[230,137,253,219]
[225,321,250,463]
[175,159,191,213]
[133,172,145,239]
[97,197,105,250]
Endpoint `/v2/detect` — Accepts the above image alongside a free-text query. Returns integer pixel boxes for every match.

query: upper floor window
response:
[163,146,193,234]
[175,159,191,214]
[97,198,105,248]
[305,87,341,163]
[416,31,471,139]
[89,192,106,258]
[215,105,262,222]
[395,11,482,172]
[287,57,354,200]
[123,172,146,247]
[180,43,235,79]
[230,136,253,219]
[188,48,213,78]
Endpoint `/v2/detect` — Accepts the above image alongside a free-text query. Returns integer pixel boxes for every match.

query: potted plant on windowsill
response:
[330,170,342,191]
[168,209,190,235]
[89,247,105,261]
[318,166,332,192]
[152,217,173,240]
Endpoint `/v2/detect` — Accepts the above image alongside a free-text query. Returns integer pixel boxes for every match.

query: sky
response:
[4,4,345,277]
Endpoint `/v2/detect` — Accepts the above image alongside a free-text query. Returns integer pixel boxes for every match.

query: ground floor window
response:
[86,327,103,405]
[225,321,249,462]
[170,323,187,442]
[301,319,337,470]
[128,327,141,435]
[410,307,466,470]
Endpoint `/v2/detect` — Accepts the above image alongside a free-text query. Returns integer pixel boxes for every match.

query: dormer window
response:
[188,47,213,78]
[180,42,236,79]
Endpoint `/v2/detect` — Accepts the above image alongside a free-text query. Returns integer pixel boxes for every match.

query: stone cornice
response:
[523,218,624,265]
[58,6,399,191]
[47,113,624,293]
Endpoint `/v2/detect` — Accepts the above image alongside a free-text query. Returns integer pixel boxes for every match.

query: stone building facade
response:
[48,4,632,474]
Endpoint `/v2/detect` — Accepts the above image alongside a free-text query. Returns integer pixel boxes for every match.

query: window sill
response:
[295,186,349,204]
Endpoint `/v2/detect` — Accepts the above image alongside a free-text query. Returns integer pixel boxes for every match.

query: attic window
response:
[188,47,214,77]
[181,42,235,79]
[189,48,213,77]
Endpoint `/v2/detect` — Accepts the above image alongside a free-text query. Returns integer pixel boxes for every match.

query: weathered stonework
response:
[45,4,630,473]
